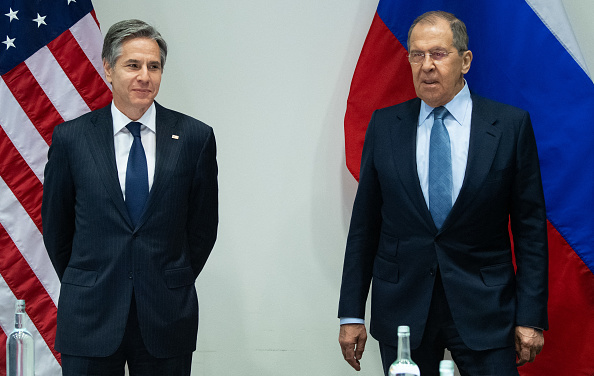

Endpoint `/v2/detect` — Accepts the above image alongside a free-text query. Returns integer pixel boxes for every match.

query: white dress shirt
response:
[340,83,473,326]
[111,102,157,200]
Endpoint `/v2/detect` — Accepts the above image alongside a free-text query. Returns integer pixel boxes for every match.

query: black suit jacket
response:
[42,102,218,358]
[338,94,548,350]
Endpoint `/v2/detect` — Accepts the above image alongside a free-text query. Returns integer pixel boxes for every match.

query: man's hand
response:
[339,324,367,371]
[515,326,544,366]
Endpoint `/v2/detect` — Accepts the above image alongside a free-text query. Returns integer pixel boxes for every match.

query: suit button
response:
[429,268,436,276]
[128,272,133,279]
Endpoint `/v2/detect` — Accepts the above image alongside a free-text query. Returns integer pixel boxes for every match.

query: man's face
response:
[104,37,162,120]
[408,18,472,108]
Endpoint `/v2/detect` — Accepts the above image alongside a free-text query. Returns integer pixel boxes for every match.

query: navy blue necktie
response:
[125,122,149,226]
[429,107,452,229]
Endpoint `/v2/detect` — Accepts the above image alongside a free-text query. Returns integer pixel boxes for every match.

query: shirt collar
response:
[111,102,157,136]
[418,80,471,126]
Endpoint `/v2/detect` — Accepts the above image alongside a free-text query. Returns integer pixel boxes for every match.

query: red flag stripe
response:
[519,222,594,375]
[47,30,112,111]
[90,9,100,28]
[0,128,43,232]
[70,12,111,89]
[0,225,59,363]
[26,46,91,124]
[344,12,416,181]
[2,63,63,146]
[0,80,48,181]
[0,330,5,376]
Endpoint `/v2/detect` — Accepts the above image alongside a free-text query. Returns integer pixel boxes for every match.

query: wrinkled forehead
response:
[409,20,454,51]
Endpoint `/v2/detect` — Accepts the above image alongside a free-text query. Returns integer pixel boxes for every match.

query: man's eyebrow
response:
[121,58,161,66]
[410,48,448,52]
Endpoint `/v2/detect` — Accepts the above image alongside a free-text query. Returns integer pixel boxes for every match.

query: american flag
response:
[0,0,111,373]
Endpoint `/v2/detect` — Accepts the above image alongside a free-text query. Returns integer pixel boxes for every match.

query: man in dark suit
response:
[42,19,217,375]
[338,11,548,376]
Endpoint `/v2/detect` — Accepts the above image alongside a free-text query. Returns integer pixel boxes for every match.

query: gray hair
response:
[102,19,168,70]
[407,11,469,55]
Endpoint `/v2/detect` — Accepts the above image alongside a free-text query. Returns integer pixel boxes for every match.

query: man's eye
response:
[432,52,447,59]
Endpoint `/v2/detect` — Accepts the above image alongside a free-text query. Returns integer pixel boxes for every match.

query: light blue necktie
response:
[125,122,149,226]
[429,107,452,229]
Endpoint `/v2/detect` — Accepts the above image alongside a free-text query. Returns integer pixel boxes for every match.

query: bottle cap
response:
[397,325,410,334]
[439,360,455,371]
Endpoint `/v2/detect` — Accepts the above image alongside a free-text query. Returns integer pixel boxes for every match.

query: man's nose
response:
[137,65,149,81]
[421,54,435,70]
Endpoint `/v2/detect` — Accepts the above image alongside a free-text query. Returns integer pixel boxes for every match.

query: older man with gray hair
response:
[338,10,547,376]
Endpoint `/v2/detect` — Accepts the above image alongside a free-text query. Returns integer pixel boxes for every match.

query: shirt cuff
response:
[340,317,365,325]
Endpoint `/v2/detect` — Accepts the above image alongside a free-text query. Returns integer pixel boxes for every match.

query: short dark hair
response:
[407,11,469,54]
[102,19,168,70]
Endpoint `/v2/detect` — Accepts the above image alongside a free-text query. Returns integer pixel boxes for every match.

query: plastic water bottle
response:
[439,360,455,376]
[6,300,34,376]
[388,326,420,376]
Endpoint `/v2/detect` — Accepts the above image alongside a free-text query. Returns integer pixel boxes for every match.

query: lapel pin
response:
[172,135,179,140]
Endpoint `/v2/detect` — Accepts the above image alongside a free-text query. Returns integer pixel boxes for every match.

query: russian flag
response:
[344,1,594,375]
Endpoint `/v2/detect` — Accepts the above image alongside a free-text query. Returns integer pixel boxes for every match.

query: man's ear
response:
[461,50,473,74]
[103,59,113,84]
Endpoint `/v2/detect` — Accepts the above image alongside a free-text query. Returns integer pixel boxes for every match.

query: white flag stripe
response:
[70,13,110,88]
[526,0,591,78]
[0,274,62,376]
[26,46,90,122]
[0,78,48,183]
[0,177,60,305]
[0,274,13,337]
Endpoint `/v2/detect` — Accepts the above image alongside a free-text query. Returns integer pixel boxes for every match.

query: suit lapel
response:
[390,99,436,228]
[135,102,183,228]
[442,95,501,230]
[85,106,132,225]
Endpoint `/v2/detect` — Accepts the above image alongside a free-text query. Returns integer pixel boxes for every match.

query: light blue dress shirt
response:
[417,82,472,208]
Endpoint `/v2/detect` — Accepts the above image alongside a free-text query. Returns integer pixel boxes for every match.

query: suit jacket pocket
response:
[480,262,514,286]
[61,267,98,287]
[373,256,399,284]
[165,266,195,289]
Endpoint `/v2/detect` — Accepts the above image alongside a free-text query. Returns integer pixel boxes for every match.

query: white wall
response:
[92,1,594,375]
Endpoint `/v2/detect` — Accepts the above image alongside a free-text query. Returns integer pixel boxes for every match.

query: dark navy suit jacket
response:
[338,94,548,350]
[42,102,218,358]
